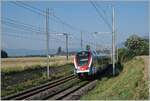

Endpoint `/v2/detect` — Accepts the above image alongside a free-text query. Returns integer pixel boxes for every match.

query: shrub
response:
[1,50,8,58]
[118,48,135,63]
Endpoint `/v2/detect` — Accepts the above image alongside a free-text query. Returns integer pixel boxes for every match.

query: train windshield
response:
[76,51,89,66]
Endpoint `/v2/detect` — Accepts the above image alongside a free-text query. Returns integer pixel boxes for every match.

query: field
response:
[80,56,149,100]
[1,56,74,97]
[1,56,149,99]
[1,56,73,73]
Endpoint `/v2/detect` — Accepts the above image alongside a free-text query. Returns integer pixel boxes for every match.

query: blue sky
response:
[1,1,149,54]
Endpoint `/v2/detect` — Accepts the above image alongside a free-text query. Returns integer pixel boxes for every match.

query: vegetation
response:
[1,50,8,58]
[118,48,134,63]
[124,34,149,55]
[57,46,62,55]
[118,35,149,63]
[80,34,149,100]
[1,56,73,73]
[1,63,74,97]
[81,56,149,100]
[86,44,91,50]
[1,34,148,99]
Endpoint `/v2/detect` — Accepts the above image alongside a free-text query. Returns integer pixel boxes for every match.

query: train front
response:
[74,51,92,77]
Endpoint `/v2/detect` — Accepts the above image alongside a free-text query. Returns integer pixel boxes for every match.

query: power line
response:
[21,1,84,32]
[11,1,45,16]
[2,18,101,50]
[2,22,44,35]
[2,32,69,44]
[1,19,44,34]
[2,32,46,41]
[3,32,79,48]
[1,18,86,47]
[2,22,82,46]
[1,17,60,34]
[90,1,112,30]
[2,17,44,31]
[95,2,110,24]
[3,32,81,50]
[6,2,104,50]
[11,1,89,33]
[3,20,94,48]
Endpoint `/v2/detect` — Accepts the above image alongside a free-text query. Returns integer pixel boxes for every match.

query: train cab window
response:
[76,51,89,66]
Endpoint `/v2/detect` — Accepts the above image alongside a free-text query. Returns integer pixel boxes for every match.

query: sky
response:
[1,1,149,55]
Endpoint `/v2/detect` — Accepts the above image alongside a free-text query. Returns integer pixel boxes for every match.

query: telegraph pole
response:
[63,33,69,60]
[81,32,83,50]
[46,8,50,78]
[116,32,118,62]
[112,7,115,76]
[66,34,68,60]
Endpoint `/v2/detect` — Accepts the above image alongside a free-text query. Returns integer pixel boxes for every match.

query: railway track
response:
[47,80,97,100]
[2,74,75,100]
[2,74,97,100]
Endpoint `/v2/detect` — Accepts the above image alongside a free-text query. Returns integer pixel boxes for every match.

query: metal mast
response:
[63,33,69,60]
[46,8,50,78]
[66,33,68,60]
[112,7,115,76]
[81,32,83,50]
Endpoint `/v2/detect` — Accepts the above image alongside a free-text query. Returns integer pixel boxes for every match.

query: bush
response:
[118,35,149,63]
[1,50,8,58]
[118,48,135,63]
[124,35,149,56]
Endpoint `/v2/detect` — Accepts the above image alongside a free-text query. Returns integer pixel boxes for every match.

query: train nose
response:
[79,65,89,71]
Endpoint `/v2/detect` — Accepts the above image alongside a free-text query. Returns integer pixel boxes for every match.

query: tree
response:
[57,46,62,55]
[124,34,149,55]
[1,50,8,58]
[118,48,134,63]
[86,44,90,51]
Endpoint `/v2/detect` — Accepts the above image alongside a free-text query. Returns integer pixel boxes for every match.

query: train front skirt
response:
[74,67,97,76]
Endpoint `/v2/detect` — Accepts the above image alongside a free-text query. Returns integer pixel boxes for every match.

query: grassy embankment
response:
[81,56,149,100]
[1,56,74,97]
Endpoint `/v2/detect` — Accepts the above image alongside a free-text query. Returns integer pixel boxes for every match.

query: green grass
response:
[80,56,149,100]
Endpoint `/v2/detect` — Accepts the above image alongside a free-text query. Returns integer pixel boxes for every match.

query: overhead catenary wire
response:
[90,1,112,30]
[1,19,87,47]
[10,2,94,45]
[10,1,85,33]
[1,17,59,33]
[6,1,112,51]
[1,17,64,36]
[11,2,101,47]
[95,2,111,25]
[2,18,109,52]
[11,1,99,46]
[2,32,79,46]
[1,25,92,49]
[2,21,80,47]
[2,18,97,49]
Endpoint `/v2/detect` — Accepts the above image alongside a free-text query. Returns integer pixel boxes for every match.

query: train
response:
[73,50,111,78]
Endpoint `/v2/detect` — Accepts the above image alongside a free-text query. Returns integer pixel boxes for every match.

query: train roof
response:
[76,50,110,57]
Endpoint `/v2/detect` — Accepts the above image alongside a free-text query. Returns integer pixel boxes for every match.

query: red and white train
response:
[74,50,111,77]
